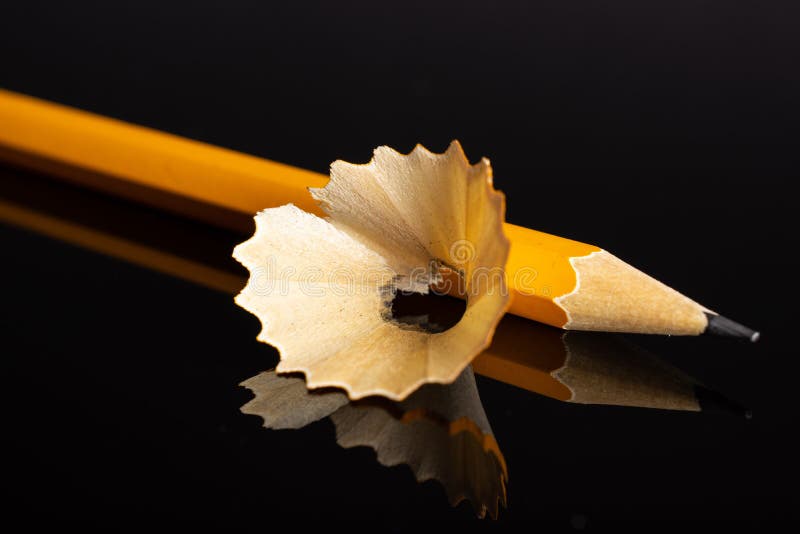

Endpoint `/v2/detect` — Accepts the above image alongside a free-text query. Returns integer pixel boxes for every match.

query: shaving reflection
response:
[240,366,507,519]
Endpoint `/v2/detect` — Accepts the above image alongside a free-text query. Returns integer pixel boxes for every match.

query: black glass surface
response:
[1,1,795,528]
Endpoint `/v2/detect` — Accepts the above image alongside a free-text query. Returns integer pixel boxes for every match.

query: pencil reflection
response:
[240,366,507,519]
[478,314,748,416]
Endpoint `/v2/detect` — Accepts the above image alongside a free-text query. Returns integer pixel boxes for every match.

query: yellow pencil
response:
[0,89,758,339]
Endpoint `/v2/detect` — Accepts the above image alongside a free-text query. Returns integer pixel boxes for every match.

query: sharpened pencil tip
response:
[704,312,759,342]
[694,386,751,419]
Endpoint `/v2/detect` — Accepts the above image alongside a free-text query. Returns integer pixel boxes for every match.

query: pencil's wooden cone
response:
[233,141,510,400]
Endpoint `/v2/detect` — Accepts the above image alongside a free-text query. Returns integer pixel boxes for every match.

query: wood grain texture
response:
[234,143,510,400]
[557,250,709,335]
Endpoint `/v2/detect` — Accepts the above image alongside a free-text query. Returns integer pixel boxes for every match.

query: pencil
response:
[0,166,748,411]
[0,89,758,339]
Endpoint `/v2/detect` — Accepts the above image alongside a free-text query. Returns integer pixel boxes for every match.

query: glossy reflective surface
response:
[2,164,790,528]
[1,1,794,527]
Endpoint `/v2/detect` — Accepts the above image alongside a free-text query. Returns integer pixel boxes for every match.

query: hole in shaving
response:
[389,290,466,333]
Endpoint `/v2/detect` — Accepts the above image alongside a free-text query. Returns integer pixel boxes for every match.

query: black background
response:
[1,0,797,529]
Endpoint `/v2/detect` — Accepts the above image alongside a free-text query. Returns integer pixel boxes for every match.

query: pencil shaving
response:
[233,141,510,400]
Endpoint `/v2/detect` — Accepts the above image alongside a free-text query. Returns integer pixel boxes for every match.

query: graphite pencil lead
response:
[704,312,760,342]
[693,385,752,419]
